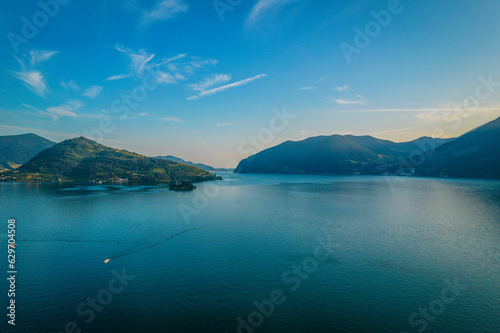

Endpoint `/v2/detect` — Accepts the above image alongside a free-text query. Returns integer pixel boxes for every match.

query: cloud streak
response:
[109,45,213,86]
[187,74,267,100]
[142,0,188,23]
[297,104,500,114]
[82,85,103,99]
[246,0,298,28]
[336,85,351,91]
[12,70,47,97]
[114,45,155,76]
[44,100,84,120]
[11,49,59,97]
[327,95,366,105]
[29,50,58,66]
[61,80,79,91]
[106,73,132,81]
[189,74,231,92]
[161,116,183,123]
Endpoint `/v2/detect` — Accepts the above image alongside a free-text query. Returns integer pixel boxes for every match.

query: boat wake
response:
[104,224,209,263]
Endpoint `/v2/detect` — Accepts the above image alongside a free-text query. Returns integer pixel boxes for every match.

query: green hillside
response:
[0,133,55,170]
[3,137,219,183]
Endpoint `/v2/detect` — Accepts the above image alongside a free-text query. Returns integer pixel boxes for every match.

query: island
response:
[169,181,196,191]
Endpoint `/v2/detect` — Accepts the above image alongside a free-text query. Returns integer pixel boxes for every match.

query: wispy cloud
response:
[12,70,47,97]
[336,85,351,91]
[78,113,106,120]
[189,74,231,92]
[183,57,218,74]
[153,53,188,68]
[106,74,132,81]
[297,104,500,114]
[61,80,79,91]
[120,112,149,120]
[82,85,103,99]
[327,95,366,105]
[115,45,155,76]
[21,103,39,112]
[156,72,186,84]
[44,100,84,120]
[110,45,160,80]
[415,111,445,123]
[142,0,188,23]
[414,102,500,124]
[245,0,298,28]
[298,86,318,90]
[161,116,182,123]
[29,50,58,66]
[12,50,59,97]
[215,122,234,127]
[187,73,267,100]
[330,99,363,105]
[110,45,210,85]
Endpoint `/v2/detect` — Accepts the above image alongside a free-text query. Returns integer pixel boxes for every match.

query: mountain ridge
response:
[234,116,500,179]
[414,116,500,178]
[0,133,55,170]
[235,134,382,174]
[4,137,219,183]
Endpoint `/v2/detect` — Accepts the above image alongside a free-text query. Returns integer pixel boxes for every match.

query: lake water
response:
[1,173,499,332]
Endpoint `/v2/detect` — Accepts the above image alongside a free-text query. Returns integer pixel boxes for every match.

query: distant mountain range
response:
[235,116,500,179]
[0,133,55,170]
[234,134,452,175]
[2,137,219,183]
[2,116,498,182]
[156,155,215,171]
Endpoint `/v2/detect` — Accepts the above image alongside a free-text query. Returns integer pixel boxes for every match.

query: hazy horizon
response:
[0,121,481,169]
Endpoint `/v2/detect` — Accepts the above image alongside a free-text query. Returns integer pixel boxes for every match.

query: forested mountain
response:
[5,137,219,183]
[0,133,55,170]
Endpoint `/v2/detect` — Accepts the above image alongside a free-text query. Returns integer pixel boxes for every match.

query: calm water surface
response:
[1,173,499,332]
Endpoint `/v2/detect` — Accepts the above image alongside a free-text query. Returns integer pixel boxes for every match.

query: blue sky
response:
[1,0,499,167]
